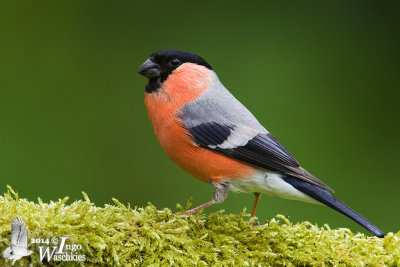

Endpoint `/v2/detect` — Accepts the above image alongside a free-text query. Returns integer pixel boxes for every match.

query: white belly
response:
[229,171,320,204]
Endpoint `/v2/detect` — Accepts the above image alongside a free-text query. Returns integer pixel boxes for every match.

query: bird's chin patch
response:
[145,77,162,93]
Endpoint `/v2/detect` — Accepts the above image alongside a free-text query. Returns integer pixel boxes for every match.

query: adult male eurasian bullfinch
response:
[138,50,384,238]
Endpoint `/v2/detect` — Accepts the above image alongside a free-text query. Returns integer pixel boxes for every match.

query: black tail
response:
[282,176,385,238]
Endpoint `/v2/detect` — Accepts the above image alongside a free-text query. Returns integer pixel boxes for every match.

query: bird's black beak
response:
[138,58,161,78]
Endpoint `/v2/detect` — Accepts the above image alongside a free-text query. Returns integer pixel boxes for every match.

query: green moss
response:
[0,186,399,266]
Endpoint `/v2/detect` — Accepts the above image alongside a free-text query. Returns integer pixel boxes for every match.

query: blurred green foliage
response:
[0,1,399,236]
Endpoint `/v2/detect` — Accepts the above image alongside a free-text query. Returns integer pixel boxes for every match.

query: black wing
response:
[186,122,333,192]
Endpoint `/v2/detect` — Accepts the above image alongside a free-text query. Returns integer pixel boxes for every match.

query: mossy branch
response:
[0,186,399,266]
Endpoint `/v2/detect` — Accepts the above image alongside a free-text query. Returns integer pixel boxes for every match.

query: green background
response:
[1,1,399,236]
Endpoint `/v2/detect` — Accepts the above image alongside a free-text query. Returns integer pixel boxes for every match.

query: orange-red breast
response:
[138,50,384,237]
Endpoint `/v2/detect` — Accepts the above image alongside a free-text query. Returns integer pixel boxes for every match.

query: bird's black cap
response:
[150,50,212,70]
[139,50,213,93]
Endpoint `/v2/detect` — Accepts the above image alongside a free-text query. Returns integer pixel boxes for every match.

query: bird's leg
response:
[184,182,228,215]
[183,199,217,215]
[251,192,261,218]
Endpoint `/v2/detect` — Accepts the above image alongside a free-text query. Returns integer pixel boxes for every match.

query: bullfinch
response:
[138,50,384,238]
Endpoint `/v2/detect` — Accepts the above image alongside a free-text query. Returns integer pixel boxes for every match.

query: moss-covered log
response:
[0,186,399,266]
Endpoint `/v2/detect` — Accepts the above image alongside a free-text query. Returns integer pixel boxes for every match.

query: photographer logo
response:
[2,216,86,265]
[2,216,33,266]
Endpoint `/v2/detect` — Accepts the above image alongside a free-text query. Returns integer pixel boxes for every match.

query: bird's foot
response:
[184,199,216,215]
[250,221,260,226]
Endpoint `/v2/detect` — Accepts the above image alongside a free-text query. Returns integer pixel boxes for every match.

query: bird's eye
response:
[169,58,181,67]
